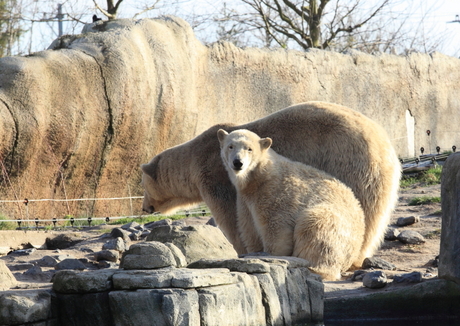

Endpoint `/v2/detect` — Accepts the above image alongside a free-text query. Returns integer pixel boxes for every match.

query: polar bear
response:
[217,128,365,280]
[141,101,400,261]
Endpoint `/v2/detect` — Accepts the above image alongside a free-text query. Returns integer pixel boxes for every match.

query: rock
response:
[7,263,35,271]
[206,217,217,226]
[0,260,17,290]
[24,265,53,282]
[12,248,36,255]
[351,270,367,281]
[172,220,186,227]
[384,227,400,240]
[113,268,237,290]
[397,230,426,244]
[56,254,74,261]
[24,265,42,275]
[94,250,119,262]
[129,230,143,241]
[98,261,119,269]
[198,279,266,325]
[53,270,118,294]
[121,254,175,270]
[144,218,172,229]
[55,258,86,271]
[146,225,238,264]
[396,215,420,226]
[254,273,283,325]
[121,221,142,231]
[188,258,271,273]
[37,255,59,267]
[439,152,460,282]
[109,288,200,326]
[432,255,439,267]
[394,271,423,283]
[362,257,396,270]
[240,251,272,258]
[141,230,151,238]
[109,227,131,241]
[120,242,176,269]
[56,291,114,326]
[0,290,53,325]
[164,242,187,268]
[45,234,83,249]
[102,237,129,252]
[363,271,387,289]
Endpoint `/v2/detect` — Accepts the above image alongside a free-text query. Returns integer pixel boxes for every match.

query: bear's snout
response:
[232,159,243,170]
[143,205,155,214]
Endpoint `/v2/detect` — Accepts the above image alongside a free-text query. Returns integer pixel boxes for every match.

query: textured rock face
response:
[146,225,238,263]
[49,257,323,326]
[439,152,460,283]
[0,16,459,219]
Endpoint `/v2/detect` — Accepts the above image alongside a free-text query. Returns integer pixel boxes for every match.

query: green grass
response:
[0,214,17,230]
[408,196,441,206]
[400,165,443,188]
[0,205,211,230]
[108,213,202,226]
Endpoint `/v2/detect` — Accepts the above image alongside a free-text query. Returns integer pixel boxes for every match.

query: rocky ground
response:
[0,183,442,298]
[325,183,442,298]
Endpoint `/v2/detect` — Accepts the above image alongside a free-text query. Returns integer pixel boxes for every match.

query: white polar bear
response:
[218,128,365,281]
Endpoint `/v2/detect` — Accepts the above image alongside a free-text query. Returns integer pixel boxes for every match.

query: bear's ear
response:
[217,129,228,145]
[141,157,160,182]
[259,137,272,150]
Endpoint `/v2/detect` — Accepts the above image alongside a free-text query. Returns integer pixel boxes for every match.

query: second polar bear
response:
[218,128,365,280]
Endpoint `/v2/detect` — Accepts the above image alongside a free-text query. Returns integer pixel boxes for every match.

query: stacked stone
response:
[50,224,324,326]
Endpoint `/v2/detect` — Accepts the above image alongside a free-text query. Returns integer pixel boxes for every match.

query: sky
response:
[16,0,460,58]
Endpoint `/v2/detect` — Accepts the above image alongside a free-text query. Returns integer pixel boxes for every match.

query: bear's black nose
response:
[233,159,243,170]
[143,205,155,214]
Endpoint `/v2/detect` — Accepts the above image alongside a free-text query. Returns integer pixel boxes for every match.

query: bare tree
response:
[0,0,25,57]
[92,0,160,20]
[239,0,392,51]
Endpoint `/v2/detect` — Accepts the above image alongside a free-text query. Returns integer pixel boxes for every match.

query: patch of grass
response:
[400,165,443,188]
[0,214,17,230]
[109,214,189,226]
[408,196,441,206]
[421,165,443,185]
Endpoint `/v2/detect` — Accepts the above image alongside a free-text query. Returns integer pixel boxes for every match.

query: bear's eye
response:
[248,148,252,152]
[228,145,233,150]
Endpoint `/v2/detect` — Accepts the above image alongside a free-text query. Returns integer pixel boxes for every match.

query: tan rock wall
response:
[0,16,459,219]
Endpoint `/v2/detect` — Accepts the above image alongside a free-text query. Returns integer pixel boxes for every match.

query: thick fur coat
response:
[217,129,365,280]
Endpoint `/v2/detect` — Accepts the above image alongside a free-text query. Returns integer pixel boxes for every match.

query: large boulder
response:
[146,225,238,263]
[439,152,460,283]
[0,290,55,325]
[0,260,16,290]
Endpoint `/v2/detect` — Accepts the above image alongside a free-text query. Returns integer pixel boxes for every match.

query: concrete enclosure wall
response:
[0,16,459,219]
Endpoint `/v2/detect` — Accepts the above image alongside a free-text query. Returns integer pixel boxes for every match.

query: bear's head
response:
[217,129,272,185]
[140,154,201,215]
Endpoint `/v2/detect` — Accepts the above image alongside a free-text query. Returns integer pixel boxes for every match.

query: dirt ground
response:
[1,184,443,297]
[325,183,442,298]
